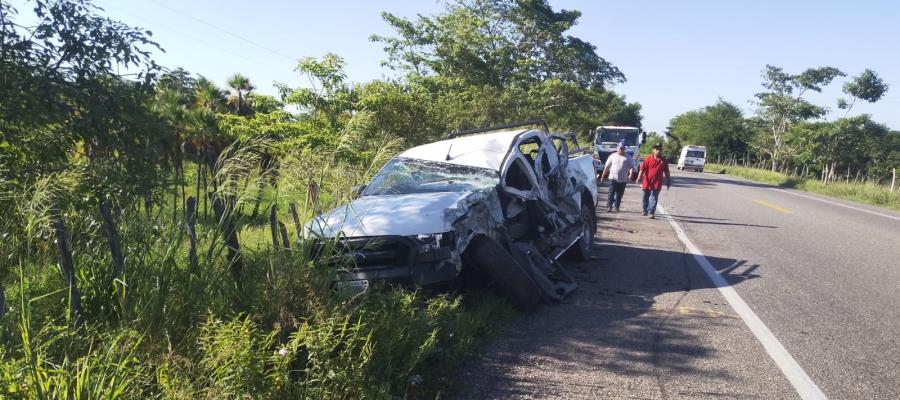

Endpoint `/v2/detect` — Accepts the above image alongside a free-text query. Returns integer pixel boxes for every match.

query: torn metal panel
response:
[307,124,598,307]
[510,242,577,301]
[443,188,505,271]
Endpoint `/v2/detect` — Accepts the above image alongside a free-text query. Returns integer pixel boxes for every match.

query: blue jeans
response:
[642,189,661,215]
[607,181,627,209]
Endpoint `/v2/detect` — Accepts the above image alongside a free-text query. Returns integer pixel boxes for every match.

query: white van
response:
[677,145,706,172]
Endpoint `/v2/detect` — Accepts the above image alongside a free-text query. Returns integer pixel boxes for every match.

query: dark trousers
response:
[642,189,661,214]
[607,180,627,209]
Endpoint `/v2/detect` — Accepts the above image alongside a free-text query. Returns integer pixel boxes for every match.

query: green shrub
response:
[705,163,900,210]
[0,137,515,399]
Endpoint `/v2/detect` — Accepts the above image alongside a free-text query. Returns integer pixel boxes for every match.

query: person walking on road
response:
[599,142,633,212]
[636,143,671,219]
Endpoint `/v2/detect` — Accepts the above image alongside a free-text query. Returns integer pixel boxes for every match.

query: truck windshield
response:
[362,157,498,196]
[597,129,639,146]
[687,150,705,158]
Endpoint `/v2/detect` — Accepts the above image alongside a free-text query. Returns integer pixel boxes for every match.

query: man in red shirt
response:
[636,143,671,219]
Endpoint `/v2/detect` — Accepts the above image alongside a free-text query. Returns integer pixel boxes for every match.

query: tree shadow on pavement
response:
[664,214,730,221]
[658,214,777,229]
[671,173,780,190]
[449,182,774,399]
[451,239,759,399]
[669,175,719,189]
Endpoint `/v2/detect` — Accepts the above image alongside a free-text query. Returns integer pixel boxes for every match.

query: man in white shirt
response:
[599,142,634,212]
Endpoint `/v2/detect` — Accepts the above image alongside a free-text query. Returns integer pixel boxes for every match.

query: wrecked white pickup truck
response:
[307,121,598,309]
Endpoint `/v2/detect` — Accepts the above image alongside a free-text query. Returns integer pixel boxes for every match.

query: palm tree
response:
[226,73,255,116]
[195,77,226,113]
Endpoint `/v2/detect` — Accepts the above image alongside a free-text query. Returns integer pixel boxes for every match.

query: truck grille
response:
[337,236,415,270]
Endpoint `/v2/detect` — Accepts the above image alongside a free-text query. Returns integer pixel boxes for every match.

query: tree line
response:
[665,65,897,185]
[0,0,641,397]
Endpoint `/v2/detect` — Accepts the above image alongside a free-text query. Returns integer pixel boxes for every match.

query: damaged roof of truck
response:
[400,128,539,171]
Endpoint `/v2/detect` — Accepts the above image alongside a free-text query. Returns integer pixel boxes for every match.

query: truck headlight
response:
[412,232,454,253]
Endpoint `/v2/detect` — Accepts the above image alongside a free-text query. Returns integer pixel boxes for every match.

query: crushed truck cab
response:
[307,121,598,308]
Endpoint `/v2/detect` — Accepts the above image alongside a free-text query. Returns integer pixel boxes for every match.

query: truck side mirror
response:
[588,129,596,142]
[641,132,647,144]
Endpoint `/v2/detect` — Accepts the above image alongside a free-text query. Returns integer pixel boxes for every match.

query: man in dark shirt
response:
[636,143,671,219]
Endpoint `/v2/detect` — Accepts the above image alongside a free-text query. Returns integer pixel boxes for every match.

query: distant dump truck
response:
[307,120,598,309]
[593,125,645,164]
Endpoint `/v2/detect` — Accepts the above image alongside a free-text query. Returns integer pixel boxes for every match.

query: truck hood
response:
[308,191,472,238]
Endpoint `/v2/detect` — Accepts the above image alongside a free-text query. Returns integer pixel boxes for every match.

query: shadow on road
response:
[450,181,775,399]
[658,214,777,229]
[452,223,760,398]
[671,172,780,190]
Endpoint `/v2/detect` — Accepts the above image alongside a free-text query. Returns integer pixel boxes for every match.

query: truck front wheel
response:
[567,201,596,261]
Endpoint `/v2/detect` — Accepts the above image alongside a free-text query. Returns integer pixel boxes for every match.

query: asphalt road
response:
[452,170,900,399]
[663,170,900,399]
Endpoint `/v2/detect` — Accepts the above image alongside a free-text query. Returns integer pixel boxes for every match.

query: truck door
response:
[531,136,560,200]
[500,152,539,200]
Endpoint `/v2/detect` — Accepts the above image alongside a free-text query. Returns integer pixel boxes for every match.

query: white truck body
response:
[308,124,598,306]
[594,125,644,164]
[677,145,707,172]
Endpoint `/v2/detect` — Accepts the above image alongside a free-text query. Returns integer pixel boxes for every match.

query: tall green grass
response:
[705,163,900,211]
[0,134,516,399]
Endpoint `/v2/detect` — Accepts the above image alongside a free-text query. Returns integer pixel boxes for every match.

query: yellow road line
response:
[753,199,792,214]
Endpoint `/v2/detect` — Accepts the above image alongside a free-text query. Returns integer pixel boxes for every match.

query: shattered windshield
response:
[362,157,498,195]
[687,150,705,158]
[597,129,640,146]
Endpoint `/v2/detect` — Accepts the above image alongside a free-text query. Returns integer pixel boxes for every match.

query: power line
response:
[141,0,298,63]
[93,0,273,69]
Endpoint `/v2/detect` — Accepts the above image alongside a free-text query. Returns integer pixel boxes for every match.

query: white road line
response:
[657,203,827,400]
[771,188,900,222]
[713,174,900,222]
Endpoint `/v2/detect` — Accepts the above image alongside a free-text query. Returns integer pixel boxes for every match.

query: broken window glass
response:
[505,158,534,191]
[363,157,498,195]
[518,139,541,165]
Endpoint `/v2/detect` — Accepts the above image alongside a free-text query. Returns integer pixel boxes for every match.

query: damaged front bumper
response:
[320,233,462,291]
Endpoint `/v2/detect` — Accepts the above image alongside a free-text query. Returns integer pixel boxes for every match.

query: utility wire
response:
[141,0,298,63]
[94,0,272,69]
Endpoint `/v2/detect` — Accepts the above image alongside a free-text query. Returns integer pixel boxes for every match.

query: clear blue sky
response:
[13,0,900,133]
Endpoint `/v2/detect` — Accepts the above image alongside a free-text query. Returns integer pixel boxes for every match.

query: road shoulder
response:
[450,183,796,399]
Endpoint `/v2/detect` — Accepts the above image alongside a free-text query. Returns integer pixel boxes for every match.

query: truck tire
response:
[468,236,542,310]
[567,202,596,261]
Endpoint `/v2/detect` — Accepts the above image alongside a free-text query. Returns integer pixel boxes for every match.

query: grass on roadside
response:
[0,140,518,399]
[704,163,900,211]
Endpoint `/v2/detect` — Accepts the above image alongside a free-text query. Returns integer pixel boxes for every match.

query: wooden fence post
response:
[279,222,291,250]
[195,162,203,218]
[213,197,243,291]
[289,202,303,241]
[305,180,320,211]
[269,205,281,250]
[186,197,198,272]
[50,209,84,327]
[891,168,896,193]
[99,200,125,281]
